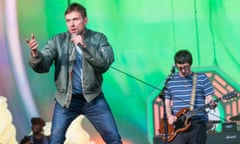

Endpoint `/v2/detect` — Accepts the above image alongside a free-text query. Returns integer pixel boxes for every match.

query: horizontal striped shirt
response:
[165,72,214,122]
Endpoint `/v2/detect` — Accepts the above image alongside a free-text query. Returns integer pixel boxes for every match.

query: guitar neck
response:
[187,97,221,119]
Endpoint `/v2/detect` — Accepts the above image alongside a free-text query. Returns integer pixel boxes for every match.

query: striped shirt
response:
[165,72,214,122]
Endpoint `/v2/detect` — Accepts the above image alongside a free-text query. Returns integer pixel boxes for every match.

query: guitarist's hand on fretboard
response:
[208,100,217,109]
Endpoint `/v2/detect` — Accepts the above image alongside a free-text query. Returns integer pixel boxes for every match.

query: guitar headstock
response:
[222,90,238,100]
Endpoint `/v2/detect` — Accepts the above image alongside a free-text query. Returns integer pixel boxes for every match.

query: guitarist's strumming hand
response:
[167,114,177,125]
[166,99,177,125]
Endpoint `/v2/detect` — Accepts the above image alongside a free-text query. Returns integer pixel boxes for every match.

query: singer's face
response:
[65,11,88,35]
[176,63,191,77]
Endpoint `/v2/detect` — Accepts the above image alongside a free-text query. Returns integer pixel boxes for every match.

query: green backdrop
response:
[0,0,239,143]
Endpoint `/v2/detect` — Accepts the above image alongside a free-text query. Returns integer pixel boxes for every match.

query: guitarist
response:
[164,49,217,144]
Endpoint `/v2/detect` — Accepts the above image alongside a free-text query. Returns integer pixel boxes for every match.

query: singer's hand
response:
[71,34,86,48]
[26,33,38,57]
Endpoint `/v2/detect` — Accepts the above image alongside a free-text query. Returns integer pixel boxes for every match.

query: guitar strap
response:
[190,73,197,111]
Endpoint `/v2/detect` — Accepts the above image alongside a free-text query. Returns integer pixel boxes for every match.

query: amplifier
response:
[207,131,240,144]
[222,122,237,132]
[153,131,240,144]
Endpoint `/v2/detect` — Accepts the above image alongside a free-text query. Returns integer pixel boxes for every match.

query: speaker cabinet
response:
[207,131,240,144]
[153,131,240,144]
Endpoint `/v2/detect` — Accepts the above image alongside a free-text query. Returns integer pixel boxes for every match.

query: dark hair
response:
[31,117,45,126]
[174,49,193,65]
[64,3,87,18]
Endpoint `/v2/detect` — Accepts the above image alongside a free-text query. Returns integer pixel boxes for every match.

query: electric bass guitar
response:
[159,90,238,142]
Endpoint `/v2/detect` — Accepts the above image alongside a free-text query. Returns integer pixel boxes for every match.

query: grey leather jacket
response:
[29,29,114,108]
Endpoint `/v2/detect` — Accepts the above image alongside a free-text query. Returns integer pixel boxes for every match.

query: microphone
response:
[71,34,83,54]
[71,34,78,44]
[71,34,86,48]
[171,64,175,74]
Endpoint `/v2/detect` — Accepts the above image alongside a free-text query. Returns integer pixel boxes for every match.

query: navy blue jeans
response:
[170,121,207,144]
[49,93,122,144]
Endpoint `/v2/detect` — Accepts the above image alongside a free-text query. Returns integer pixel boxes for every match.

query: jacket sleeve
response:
[81,33,114,73]
[28,38,57,73]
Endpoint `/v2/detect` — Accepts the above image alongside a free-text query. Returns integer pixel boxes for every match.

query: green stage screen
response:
[0,0,239,143]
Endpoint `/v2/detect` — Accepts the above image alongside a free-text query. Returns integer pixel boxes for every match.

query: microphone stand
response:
[158,66,175,144]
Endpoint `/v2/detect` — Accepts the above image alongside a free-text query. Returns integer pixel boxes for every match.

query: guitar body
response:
[159,108,191,142]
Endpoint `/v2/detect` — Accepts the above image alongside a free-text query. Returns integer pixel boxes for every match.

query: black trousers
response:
[170,120,207,144]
